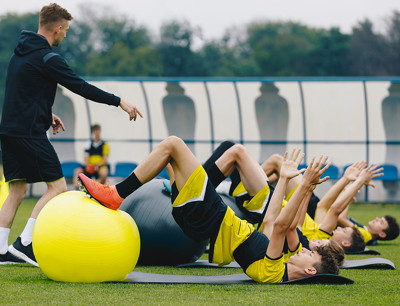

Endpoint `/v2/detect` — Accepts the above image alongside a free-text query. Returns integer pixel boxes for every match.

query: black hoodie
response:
[0,31,120,139]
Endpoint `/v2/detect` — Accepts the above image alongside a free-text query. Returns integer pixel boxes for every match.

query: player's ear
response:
[342,240,351,248]
[378,231,387,239]
[53,24,62,34]
[304,267,317,275]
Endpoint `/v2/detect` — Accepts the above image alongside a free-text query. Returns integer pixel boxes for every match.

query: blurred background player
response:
[73,124,110,188]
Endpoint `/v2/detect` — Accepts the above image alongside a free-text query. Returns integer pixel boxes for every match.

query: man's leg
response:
[0,181,28,229]
[30,178,67,219]
[73,167,84,189]
[261,153,288,179]
[0,181,28,264]
[202,141,235,188]
[215,144,267,196]
[79,136,201,209]
[134,136,200,191]
[98,166,108,184]
[8,178,67,266]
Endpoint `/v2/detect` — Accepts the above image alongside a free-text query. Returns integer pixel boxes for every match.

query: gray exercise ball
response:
[120,179,245,266]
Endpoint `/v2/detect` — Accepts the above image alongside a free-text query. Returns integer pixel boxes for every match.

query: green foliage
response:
[247,22,320,76]
[1,199,399,304]
[348,19,388,76]
[0,7,400,102]
[307,28,350,76]
[158,20,206,76]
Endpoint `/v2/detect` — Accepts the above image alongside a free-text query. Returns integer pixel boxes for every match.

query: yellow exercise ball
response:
[33,191,140,283]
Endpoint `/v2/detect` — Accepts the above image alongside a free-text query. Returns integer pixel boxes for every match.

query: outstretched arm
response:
[337,204,354,227]
[314,161,366,224]
[319,164,383,233]
[286,185,314,251]
[295,184,315,231]
[119,99,143,121]
[262,149,305,239]
[266,155,329,259]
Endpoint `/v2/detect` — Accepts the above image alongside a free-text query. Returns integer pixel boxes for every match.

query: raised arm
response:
[266,155,329,259]
[314,161,366,224]
[319,164,383,233]
[337,203,354,227]
[262,149,304,239]
[286,185,314,251]
[44,55,143,121]
[295,184,315,231]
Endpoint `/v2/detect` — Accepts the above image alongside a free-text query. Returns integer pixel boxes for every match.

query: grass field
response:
[1,199,399,305]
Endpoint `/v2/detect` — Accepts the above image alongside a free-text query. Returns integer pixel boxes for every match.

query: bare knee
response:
[228,144,247,161]
[162,136,185,153]
[264,154,283,169]
[165,135,184,146]
[9,182,29,202]
[47,179,67,196]
[98,169,108,182]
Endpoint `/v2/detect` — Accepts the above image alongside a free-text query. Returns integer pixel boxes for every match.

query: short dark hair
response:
[314,245,340,275]
[345,226,365,253]
[91,124,101,132]
[381,215,400,241]
[327,239,345,266]
[39,3,73,28]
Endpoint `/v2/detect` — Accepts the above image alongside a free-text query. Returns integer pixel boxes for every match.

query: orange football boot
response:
[78,173,124,210]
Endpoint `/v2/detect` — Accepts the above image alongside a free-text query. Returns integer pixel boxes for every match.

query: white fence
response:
[43,77,400,202]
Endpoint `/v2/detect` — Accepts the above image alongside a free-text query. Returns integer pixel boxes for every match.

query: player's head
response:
[39,3,73,46]
[331,226,365,252]
[91,124,102,139]
[309,239,345,266]
[289,244,339,277]
[308,238,329,249]
[368,215,399,241]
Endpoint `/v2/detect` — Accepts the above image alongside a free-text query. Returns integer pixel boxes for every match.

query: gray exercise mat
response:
[177,260,241,269]
[345,248,380,255]
[340,258,395,270]
[114,271,353,285]
[177,258,395,270]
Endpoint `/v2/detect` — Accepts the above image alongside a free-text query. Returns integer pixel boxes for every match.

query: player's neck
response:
[287,262,306,281]
[37,29,54,46]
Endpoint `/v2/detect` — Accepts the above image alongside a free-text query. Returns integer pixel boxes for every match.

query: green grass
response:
[1,199,400,305]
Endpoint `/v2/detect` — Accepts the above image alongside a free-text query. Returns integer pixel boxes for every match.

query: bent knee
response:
[162,136,186,153]
[229,144,246,159]
[166,135,184,145]
[266,154,283,167]
[48,179,68,195]
[9,182,29,200]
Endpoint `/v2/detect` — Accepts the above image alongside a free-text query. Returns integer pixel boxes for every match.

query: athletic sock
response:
[207,163,227,188]
[20,218,36,246]
[116,172,143,198]
[0,228,10,254]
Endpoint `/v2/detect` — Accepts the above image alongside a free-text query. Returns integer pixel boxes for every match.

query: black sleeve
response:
[44,54,120,106]
[348,217,364,228]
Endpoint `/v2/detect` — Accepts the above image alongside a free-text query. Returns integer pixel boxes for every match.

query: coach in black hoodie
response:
[0,3,142,266]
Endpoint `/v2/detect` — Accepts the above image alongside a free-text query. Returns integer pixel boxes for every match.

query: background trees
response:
[0,7,399,106]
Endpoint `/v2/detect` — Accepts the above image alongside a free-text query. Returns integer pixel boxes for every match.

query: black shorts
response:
[171,179,227,244]
[1,136,63,183]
